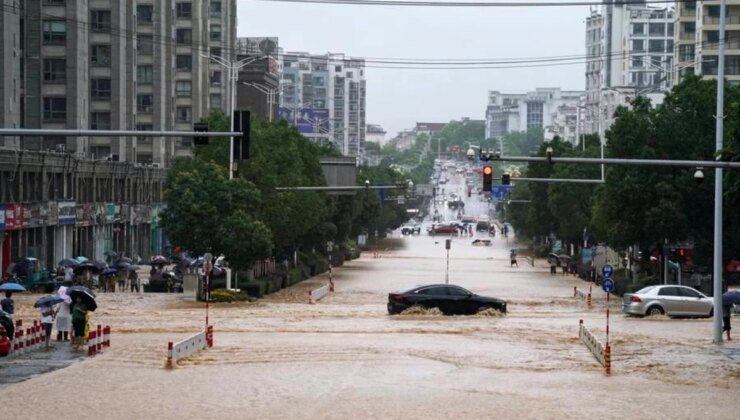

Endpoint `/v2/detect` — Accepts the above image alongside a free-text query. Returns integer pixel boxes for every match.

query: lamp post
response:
[202,54,268,179]
[239,81,294,122]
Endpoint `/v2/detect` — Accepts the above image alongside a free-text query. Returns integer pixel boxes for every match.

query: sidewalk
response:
[0,341,84,388]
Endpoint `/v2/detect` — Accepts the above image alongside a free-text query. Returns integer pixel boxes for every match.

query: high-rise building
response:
[484,88,584,143]
[584,2,674,137]
[0,1,236,168]
[675,1,740,85]
[278,52,366,158]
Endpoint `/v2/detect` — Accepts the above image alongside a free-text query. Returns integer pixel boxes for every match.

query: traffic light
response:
[193,122,209,146]
[677,248,687,262]
[502,173,511,185]
[482,165,493,192]
[232,110,251,160]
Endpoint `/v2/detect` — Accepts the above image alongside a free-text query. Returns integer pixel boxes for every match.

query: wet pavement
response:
[1,172,739,419]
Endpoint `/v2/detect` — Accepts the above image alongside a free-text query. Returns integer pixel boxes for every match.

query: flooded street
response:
[2,196,739,418]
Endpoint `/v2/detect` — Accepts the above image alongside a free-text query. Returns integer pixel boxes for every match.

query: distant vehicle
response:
[460,215,475,224]
[8,257,56,293]
[448,200,465,210]
[471,239,492,246]
[401,223,421,235]
[476,221,490,232]
[387,284,507,315]
[427,223,458,235]
[622,285,714,318]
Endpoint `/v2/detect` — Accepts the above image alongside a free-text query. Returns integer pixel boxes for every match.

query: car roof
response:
[400,284,470,293]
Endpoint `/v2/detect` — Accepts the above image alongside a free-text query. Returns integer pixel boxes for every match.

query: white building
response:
[278,52,366,158]
[366,124,387,146]
[584,2,674,136]
[485,88,584,143]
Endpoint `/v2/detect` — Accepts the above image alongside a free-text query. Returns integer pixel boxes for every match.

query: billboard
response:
[278,107,331,135]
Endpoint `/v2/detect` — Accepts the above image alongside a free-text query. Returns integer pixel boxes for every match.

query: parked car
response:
[387,284,507,315]
[401,223,421,235]
[471,239,492,246]
[622,285,714,318]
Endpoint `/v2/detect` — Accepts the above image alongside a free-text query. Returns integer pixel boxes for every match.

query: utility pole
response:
[712,0,728,344]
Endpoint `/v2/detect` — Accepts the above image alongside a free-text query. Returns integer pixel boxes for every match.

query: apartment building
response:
[676,1,740,84]
[584,2,674,136]
[0,1,236,168]
[484,88,584,143]
[278,52,367,158]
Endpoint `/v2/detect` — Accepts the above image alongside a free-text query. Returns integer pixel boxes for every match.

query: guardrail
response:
[579,319,611,375]
[8,320,45,357]
[166,325,213,368]
[87,325,111,356]
[573,286,592,308]
[308,283,331,304]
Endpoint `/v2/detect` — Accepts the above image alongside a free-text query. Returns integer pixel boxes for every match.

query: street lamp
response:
[202,53,269,179]
[239,81,294,122]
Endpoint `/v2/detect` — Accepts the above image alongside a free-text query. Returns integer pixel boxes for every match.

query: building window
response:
[90,112,111,130]
[526,102,543,129]
[648,40,665,53]
[632,23,644,35]
[91,78,112,98]
[176,2,192,18]
[210,47,221,57]
[136,124,153,143]
[91,45,112,66]
[313,76,325,86]
[335,65,342,72]
[176,29,192,45]
[631,57,643,68]
[176,80,192,97]
[43,97,66,121]
[176,107,192,122]
[90,10,111,33]
[137,95,154,113]
[210,70,222,86]
[137,65,153,84]
[679,44,695,62]
[138,34,153,55]
[702,56,719,75]
[137,5,153,24]
[210,2,222,17]
[209,94,222,109]
[210,25,222,42]
[631,40,644,52]
[43,59,66,82]
[176,54,193,70]
[42,20,66,44]
[648,23,665,36]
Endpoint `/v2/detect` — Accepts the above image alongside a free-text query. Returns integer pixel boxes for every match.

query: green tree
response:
[160,158,273,270]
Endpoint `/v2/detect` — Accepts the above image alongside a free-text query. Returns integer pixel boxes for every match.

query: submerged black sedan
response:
[387,284,507,315]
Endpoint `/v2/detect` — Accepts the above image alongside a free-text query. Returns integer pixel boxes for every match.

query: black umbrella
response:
[73,262,100,275]
[723,290,740,306]
[59,258,79,268]
[151,255,169,265]
[34,295,65,308]
[100,267,118,276]
[68,285,97,312]
[93,260,108,271]
[115,257,133,268]
[124,265,141,272]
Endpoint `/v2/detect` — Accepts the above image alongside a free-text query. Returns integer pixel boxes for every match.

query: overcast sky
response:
[237,1,590,138]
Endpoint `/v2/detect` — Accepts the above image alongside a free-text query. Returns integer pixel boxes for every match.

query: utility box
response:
[183,273,198,301]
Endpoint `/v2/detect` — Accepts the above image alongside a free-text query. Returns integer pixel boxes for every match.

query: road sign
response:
[602,278,614,293]
[491,185,513,200]
[601,264,614,278]
[445,239,451,250]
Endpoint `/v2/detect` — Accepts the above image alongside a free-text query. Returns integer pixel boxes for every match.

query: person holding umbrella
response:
[39,304,55,350]
[71,295,88,351]
[1,291,14,319]
[722,288,740,341]
[55,281,72,342]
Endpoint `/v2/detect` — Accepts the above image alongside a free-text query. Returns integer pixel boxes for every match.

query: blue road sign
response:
[491,185,513,200]
[602,278,614,293]
[601,264,614,278]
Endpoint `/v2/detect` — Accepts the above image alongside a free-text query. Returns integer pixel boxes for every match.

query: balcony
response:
[680,32,695,41]
[703,15,740,25]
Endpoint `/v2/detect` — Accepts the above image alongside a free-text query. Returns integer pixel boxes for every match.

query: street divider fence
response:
[578,319,611,375]
[573,286,592,308]
[166,325,213,369]
[308,283,331,304]
[7,320,110,358]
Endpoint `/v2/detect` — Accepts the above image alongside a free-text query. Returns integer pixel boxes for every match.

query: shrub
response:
[209,289,251,303]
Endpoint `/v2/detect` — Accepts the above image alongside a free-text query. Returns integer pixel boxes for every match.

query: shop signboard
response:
[107,203,116,223]
[132,204,149,225]
[23,203,50,228]
[48,202,59,226]
[4,204,23,230]
[58,201,76,225]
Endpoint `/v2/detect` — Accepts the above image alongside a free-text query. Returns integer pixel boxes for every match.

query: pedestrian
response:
[71,295,88,351]
[55,281,72,342]
[39,304,55,350]
[1,291,14,319]
[562,262,568,275]
[64,265,75,283]
[129,269,140,293]
[550,258,557,275]
[510,250,519,268]
[723,302,732,341]
[117,271,126,292]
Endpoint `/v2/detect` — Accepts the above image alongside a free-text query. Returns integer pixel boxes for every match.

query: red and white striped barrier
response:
[87,325,111,357]
[573,286,592,308]
[7,319,48,357]
[308,283,330,304]
[578,319,610,374]
[165,325,213,369]
[328,254,335,292]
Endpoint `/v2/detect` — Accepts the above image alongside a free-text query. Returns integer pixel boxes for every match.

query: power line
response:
[258,0,685,7]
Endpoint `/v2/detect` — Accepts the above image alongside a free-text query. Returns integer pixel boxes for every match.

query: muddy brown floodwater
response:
[1,228,739,419]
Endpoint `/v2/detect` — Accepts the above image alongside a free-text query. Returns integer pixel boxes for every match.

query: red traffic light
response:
[678,248,686,257]
[483,166,493,176]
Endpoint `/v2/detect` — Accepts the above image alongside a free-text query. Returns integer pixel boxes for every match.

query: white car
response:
[622,285,714,318]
